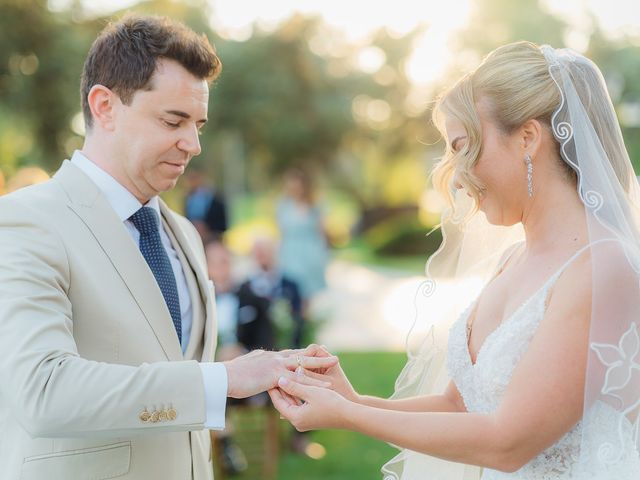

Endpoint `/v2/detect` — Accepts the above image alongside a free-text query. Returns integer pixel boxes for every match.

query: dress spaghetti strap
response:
[552,238,617,280]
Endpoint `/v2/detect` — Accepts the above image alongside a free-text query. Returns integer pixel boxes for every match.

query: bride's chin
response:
[479,202,499,224]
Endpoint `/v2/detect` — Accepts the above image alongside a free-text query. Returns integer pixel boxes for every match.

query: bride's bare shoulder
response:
[551,239,636,313]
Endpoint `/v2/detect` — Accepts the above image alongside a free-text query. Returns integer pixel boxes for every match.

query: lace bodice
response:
[447,247,640,479]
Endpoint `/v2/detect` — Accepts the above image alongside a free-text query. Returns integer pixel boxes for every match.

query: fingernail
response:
[278,377,289,386]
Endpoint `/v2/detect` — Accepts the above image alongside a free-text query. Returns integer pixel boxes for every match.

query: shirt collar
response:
[70,150,161,223]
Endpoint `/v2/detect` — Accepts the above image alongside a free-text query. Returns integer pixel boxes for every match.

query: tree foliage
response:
[0,0,638,201]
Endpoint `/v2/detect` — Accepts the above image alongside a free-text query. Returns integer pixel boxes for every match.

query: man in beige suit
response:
[0,15,335,480]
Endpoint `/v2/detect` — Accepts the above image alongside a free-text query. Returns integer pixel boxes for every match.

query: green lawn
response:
[277,351,407,480]
[222,351,407,480]
[332,241,427,276]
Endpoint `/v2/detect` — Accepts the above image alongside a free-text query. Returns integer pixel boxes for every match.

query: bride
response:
[270,41,640,479]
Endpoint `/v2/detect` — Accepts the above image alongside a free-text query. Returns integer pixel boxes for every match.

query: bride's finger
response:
[302,344,332,357]
[281,388,303,406]
[301,371,339,390]
[301,369,331,382]
[278,348,303,356]
[268,388,295,416]
[277,388,297,407]
[278,376,312,402]
[279,345,326,357]
[284,370,330,389]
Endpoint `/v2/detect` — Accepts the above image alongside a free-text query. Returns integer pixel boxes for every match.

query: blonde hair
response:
[431,41,631,215]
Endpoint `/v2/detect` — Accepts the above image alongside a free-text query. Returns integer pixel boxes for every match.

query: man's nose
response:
[179,126,201,156]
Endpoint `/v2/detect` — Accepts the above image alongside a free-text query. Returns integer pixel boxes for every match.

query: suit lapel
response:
[161,213,204,360]
[159,201,217,361]
[54,161,183,361]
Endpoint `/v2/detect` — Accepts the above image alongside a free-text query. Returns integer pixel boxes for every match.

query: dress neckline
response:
[465,272,554,366]
[464,241,604,367]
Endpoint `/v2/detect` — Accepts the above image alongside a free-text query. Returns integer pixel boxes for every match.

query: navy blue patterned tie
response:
[129,207,182,344]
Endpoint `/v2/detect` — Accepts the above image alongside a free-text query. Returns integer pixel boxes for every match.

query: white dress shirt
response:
[71,151,226,429]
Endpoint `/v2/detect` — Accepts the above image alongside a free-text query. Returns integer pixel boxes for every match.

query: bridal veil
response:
[382,42,640,479]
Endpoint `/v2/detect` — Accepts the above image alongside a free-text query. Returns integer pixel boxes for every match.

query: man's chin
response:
[151,178,180,198]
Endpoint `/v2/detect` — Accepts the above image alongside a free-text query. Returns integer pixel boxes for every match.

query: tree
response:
[206,16,355,184]
[0,0,95,173]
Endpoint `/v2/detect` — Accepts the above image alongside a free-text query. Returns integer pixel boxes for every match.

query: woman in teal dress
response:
[276,168,328,301]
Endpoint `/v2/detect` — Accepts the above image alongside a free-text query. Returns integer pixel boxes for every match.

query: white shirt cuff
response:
[199,362,227,430]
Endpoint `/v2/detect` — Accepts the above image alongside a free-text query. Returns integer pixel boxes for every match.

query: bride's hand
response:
[269,376,350,431]
[297,345,360,402]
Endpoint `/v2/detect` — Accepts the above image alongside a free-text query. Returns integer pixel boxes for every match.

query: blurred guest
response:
[237,237,304,352]
[238,236,314,455]
[203,178,229,239]
[205,239,244,360]
[276,168,328,304]
[184,167,228,239]
[204,239,248,475]
[5,166,49,193]
[0,169,5,195]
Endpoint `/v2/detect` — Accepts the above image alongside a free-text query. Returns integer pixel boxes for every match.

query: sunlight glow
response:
[404,3,473,86]
[70,112,86,136]
[352,95,392,130]
[356,46,387,74]
[72,0,640,87]
[209,0,473,85]
[48,0,138,16]
[313,260,485,352]
[381,277,483,337]
[544,0,640,42]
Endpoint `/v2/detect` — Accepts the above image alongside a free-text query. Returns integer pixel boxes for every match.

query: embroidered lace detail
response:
[447,269,640,479]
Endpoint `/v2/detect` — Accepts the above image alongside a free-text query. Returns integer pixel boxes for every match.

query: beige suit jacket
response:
[0,161,219,480]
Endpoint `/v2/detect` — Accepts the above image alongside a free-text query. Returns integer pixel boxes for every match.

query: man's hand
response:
[223,346,339,399]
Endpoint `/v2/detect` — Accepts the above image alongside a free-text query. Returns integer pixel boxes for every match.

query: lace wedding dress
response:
[447,244,640,479]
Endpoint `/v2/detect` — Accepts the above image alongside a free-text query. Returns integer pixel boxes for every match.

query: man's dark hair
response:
[81,14,222,128]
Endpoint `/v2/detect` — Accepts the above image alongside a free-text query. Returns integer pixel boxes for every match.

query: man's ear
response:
[86,84,118,132]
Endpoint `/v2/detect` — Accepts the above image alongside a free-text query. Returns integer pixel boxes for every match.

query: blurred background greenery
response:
[2,0,639,262]
[1,0,639,478]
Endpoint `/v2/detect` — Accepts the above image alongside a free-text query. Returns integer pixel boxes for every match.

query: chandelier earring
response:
[524,154,533,197]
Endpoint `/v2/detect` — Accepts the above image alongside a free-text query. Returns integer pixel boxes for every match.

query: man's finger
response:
[286,354,338,371]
